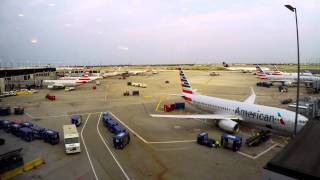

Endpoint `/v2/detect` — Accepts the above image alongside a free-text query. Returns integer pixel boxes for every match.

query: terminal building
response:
[0,67,56,93]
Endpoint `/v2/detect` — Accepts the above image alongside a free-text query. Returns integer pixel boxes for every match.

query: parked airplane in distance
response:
[256,64,284,77]
[151,68,308,134]
[43,79,86,89]
[225,66,270,72]
[257,65,319,86]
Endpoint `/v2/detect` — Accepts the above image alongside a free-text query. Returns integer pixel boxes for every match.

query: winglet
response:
[244,87,256,104]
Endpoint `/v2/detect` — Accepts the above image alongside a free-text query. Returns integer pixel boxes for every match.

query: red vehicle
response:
[46,94,56,101]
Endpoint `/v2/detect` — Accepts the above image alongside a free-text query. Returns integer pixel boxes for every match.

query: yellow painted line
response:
[155,97,166,112]
[0,167,23,180]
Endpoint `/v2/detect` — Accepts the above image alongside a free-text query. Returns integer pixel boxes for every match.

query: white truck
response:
[63,125,81,154]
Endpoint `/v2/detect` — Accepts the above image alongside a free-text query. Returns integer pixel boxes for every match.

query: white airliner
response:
[257,65,319,85]
[43,79,86,89]
[151,68,308,134]
[256,65,284,77]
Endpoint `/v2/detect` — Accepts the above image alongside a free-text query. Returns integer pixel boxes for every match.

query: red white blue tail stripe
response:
[178,68,193,101]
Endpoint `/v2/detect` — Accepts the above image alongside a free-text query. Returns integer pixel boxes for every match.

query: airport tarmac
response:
[0,70,309,180]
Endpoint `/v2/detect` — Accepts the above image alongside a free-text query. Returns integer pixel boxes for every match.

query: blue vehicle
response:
[0,120,8,129]
[19,127,34,142]
[10,123,22,137]
[111,125,126,134]
[20,121,33,128]
[43,129,59,145]
[113,131,130,149]
[197,132,215,148]
[70,115,82,127]
[2,120,14,133]
[30,125,46,139]
[221,133,242,152]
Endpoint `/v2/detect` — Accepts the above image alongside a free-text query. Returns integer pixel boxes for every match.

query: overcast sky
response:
[0,0,319,66]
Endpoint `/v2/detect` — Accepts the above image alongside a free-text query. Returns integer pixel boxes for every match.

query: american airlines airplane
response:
[257,65,319,85]
[256,65,284,77]
[151,68,308,134]
[43,79,86,89]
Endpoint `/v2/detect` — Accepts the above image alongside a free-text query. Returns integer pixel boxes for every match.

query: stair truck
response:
[63,125,81,154]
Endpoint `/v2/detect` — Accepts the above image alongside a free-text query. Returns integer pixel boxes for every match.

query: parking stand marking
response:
[80,113,99,180]
[97,113,131,180]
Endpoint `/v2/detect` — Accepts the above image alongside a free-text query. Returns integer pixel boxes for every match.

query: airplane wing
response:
[243,87,256,104]
[150,114,242,120]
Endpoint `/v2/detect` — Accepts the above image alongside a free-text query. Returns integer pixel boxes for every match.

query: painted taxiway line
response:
[237,143,279,160]
[109,112,197,145]
[96,113,131,180]
[80,113,99,180]
[26,111,102,119]
[148,140,196,144]
[108,112,149,144]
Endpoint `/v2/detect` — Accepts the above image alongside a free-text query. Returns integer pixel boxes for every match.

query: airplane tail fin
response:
[256,64,268,79]
[178,67,194,95]
[271,65,283,75]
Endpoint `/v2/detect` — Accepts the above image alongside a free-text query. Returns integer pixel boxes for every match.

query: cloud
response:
[117,46,129,51]
[31,38,38,44]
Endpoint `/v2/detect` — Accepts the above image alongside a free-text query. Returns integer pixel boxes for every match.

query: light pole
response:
[285,4,300,136]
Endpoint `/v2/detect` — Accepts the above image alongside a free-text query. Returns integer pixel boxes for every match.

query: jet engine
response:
[218,119,239,133]
[283,81,292,86]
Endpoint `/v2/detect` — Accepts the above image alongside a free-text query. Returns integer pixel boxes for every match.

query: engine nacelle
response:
[283,81,292,86]
[218,119,239,133]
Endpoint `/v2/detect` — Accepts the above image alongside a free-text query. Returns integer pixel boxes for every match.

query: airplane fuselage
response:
[187,93,306,134]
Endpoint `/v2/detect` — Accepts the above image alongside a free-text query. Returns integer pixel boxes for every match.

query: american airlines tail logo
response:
[277,112,285,125]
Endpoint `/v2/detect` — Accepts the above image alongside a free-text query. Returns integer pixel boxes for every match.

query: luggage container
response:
[19,127,34,142]
[107,121,119,132]
[20,121,33,128]
[14,106,24,115]
[132,90,139,96]
[197,132,215,148]
[221,133,242,152]
[111,124,126,134]
[70,115,82,127]
[163,104,171,112]
[105,119,118,130]
[170,103,176,111]
[30,125,46,139]
[43,129,60,145]
[113,131,130,149]
[0,120,9,129]
[46,94,56,101]
[0,106,11,116]
[10,123,22,137]
[2,120,14,133]
[175,102,185,110]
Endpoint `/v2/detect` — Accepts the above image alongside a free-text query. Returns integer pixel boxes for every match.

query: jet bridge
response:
[288,97,320,120]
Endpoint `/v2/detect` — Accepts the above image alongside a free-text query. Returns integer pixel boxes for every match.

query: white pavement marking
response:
[108,112,149,144]
[27,111,102,119]
[253,143,279,159]
[80,113,99,180]
[97,113,131,180]
[109,111,202,145]
[237,143,279,160]
[25,112,33,119]
[148,140,196,144]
